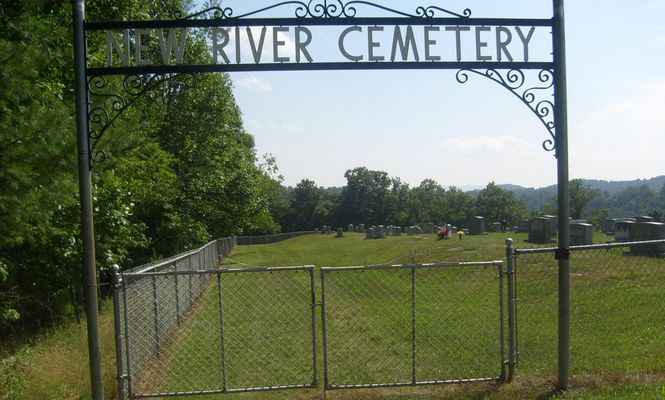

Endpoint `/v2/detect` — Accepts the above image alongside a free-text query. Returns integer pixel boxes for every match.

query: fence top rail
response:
[237,231,316,240]
[128,238,226,274]
[122,265,314,278]
[321,260,502,272]
[514,238,665,255]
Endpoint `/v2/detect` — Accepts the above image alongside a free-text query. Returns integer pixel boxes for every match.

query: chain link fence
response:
[113,235,665,398]
[114,249,317,399]
[512,239,665,377]
[321,261,509,390]
[236,231,317,245]
[114,238,234,399]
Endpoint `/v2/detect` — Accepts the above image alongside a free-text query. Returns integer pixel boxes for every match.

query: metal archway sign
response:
[72,1,570,399]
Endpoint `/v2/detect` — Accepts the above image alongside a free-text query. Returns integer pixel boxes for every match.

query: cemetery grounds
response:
[124,231,665,400]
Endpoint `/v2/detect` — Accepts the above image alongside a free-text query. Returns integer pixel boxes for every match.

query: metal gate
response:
[113,264,318,399]
[114,258,517,398]
[320,261,513,389]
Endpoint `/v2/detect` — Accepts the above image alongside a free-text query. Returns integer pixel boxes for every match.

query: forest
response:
[2,0,665,339]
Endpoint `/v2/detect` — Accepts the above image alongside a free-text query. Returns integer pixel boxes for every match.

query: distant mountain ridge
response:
[495,176,665,196]
[466,176,665,216]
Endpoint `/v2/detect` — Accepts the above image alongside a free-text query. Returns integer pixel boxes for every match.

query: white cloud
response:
[442,135,531,156]
[235,74,272,92]
[577,80,665,141]
[573,80,665,179]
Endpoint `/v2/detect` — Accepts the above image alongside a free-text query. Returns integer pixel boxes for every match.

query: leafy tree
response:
[475,182,527,225]
[338,167,391,225]
[285,179,325,231]
[442,186,475,227]
[569,179,600,219]
[386,178,411,226]
[408,179,446,224]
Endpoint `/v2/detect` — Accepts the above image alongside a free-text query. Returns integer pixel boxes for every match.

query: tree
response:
[442,186,475,227]
[286,179,325,231]
[338,167,391,225]
[475,182,527,225]
[408,179,446,223]
[569,179,600,219]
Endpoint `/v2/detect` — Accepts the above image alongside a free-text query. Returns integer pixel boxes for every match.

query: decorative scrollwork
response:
[87,73,196,166]
[175,1,471,20]
[174,6,232,20]
[456,68,556,154]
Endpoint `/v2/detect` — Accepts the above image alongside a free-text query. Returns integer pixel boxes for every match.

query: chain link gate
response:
[320,261,515,390]
[510,239,665,377]
[114,264,318,399]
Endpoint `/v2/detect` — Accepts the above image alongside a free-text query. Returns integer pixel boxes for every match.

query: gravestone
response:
[407,227,414,236]
[366,227,374,239]
[570,223,593,245]
[469,216,486,235]
[614,220,635,242]
[542,215,558,235]
[393,226,402,236]
[601,219,616,234]
[489,222,501,232]
[569,219,588,225]
[321,225,327,234]
[359,224,366,233]
[336,228,344,238]
[376,225,386,239]
[629,222,665,255]
[635,216,655,223]
[422,222,434,234]
[347,224,354,233]
[517,219,530,233]
[529,217,554,243]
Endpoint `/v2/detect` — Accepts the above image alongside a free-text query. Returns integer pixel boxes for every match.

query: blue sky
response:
[219,0,665,189]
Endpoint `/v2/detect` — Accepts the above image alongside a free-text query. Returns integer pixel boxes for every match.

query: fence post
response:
[320,269,330,389]
[152,276,160,355]
[112,265,127,400]
[174,262,181,328]
[216,273,228,391]
[505,239,517,381]
[309,267,319,388]
[411,266,417,385]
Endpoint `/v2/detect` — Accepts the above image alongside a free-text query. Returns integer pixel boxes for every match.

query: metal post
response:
[320,269,330,389]
[498,262,506,382]
[152,276,161,355]
[553,0,571,390]
[121,274,134,396]
[309,267,319,387]
[216,273,228,391]
[188,255,193,308]
[411,266,417,385]
[112,265,127,400]
[505,239,517,381]
[72,1,104,398]
[174,262,181,327]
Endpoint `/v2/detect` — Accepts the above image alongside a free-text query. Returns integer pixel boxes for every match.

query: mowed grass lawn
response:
[135,231,665,400]
[5,232,664,399]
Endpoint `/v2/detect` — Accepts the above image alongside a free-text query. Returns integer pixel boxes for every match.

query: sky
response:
[216,0,665,189]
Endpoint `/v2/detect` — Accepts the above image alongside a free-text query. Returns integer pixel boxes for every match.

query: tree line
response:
[0,0,284,336]
[272,167,528,232]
